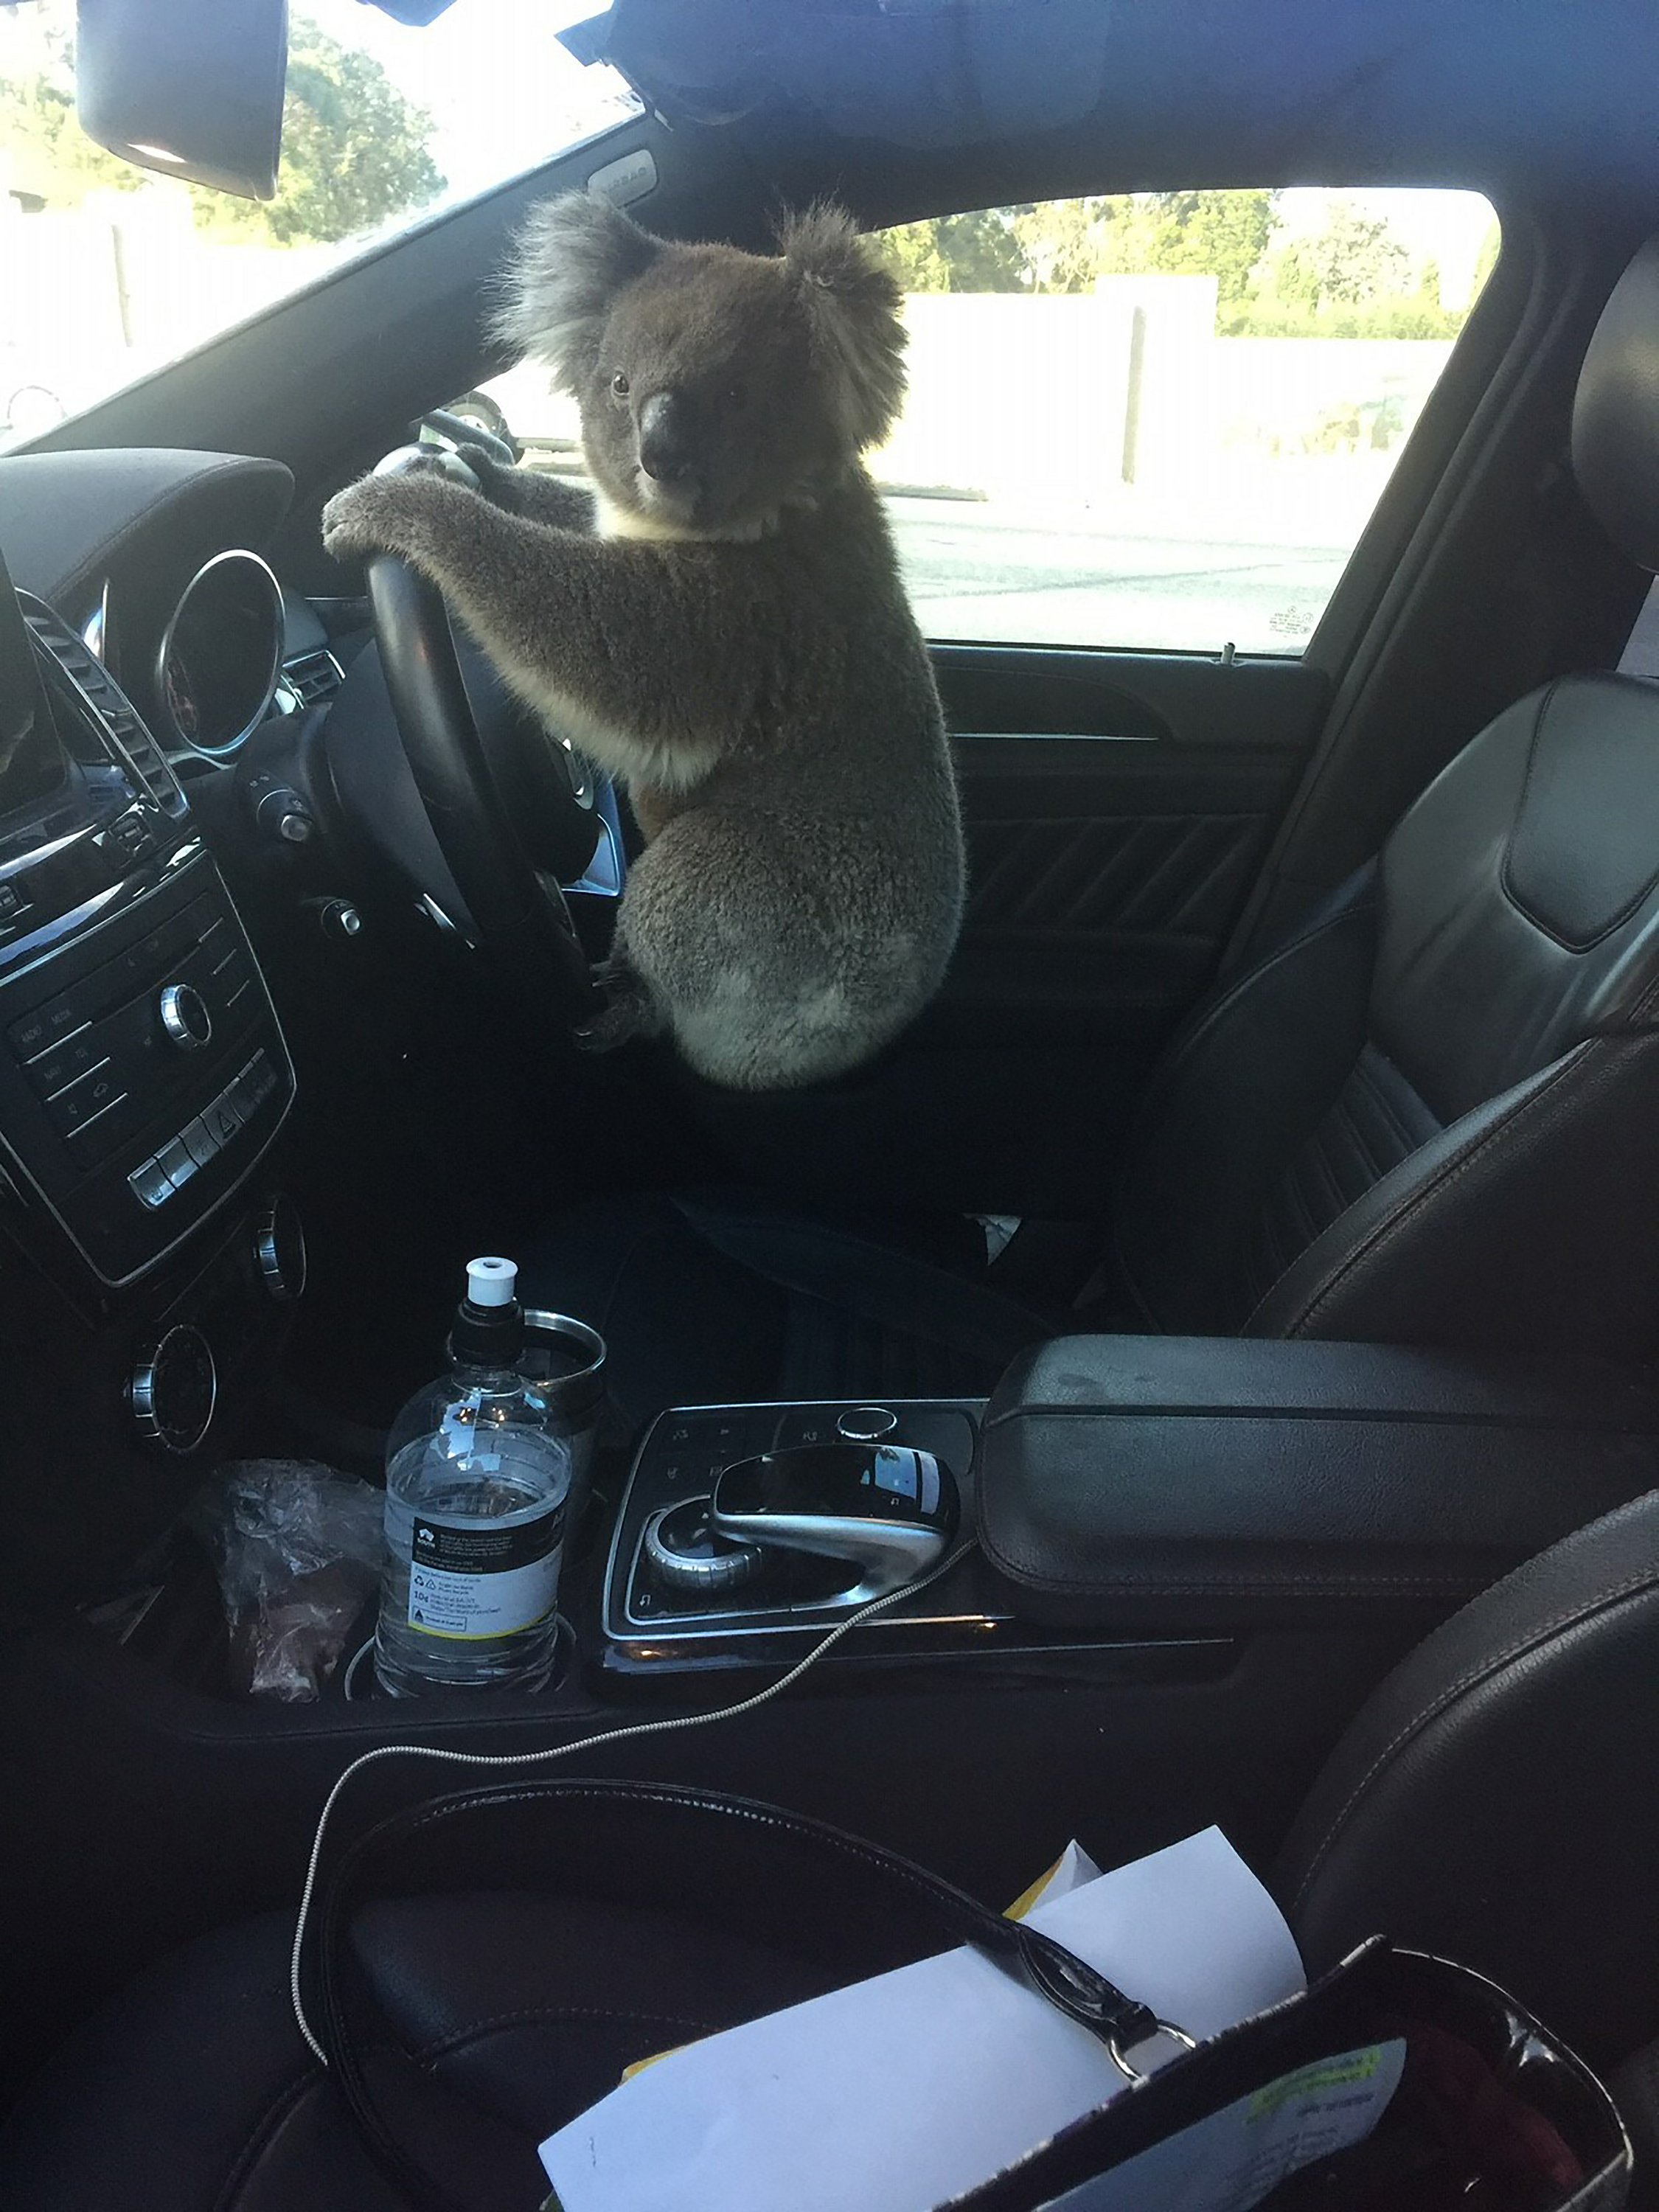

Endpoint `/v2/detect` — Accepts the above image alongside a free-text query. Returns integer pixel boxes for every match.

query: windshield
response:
[0,0,639,450]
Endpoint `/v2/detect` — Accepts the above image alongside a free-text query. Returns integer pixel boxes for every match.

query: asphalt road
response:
[884,494,1353,655]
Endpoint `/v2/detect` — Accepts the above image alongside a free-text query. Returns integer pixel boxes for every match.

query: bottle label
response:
[407,1503,566,1640]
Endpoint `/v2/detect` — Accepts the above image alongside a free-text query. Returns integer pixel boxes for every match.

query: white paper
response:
[1012,1839,1103,1914]
[1040,2039,1407,2212]
[538,1827,1305,2212]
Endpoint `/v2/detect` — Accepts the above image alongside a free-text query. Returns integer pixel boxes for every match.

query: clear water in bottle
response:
[374,1259,572,1697]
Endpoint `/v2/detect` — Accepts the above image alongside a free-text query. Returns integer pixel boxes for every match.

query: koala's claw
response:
[320,475,412,561]
[573,960,659,1054]
[453,444,520,508]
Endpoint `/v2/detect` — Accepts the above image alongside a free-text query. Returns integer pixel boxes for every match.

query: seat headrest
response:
[1572,234,1659,572]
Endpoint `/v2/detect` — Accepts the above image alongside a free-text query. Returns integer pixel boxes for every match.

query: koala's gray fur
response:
[322,195,963,1091]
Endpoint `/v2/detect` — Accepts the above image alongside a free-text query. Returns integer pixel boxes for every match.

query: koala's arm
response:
[456,445,595,531]
[322,470,770,776]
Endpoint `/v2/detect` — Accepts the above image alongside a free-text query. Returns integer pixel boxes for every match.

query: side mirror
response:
[74,0,289,201]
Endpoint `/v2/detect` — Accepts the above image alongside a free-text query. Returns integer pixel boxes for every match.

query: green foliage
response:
[866,189,1490,344]
[0,26,143,204]
[0,4,443,247]
[1276,201,1410,309]
[874,207,1026,292]
[192,17,444,245]
[1120,190,1281,305]
[874,189,1281,303]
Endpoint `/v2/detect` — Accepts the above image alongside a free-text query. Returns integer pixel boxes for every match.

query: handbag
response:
[299,1777,1631,2212]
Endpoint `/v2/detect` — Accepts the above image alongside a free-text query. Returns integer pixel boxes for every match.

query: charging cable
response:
[290,1537,978,2062]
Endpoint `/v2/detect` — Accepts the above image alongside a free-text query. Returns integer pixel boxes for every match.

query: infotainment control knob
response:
[253,1194,307,1302]
[838,1405,899,1441]
[129,1324,218,1453]
[644,1498,764,1595]
[158,981,212,1051]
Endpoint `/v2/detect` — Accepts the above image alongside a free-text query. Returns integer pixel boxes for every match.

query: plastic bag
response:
[190,1460,383,1700]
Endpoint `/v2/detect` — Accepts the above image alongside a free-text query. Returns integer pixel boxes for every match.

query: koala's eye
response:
[610,370,630,399]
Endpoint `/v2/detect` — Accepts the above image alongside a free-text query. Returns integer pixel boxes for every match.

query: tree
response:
[0,4,443,246]
[195,17,444,245]
[1119,189,1280,306]
[1281,201,1411,310]
[874,207,1026,293]
[1010,188,1278,300]
[1009,195,1113,291]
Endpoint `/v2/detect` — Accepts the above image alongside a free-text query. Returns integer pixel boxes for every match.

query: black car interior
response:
[10,0,1659,2198]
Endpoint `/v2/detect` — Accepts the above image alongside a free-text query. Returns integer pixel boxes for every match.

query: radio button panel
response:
[0,856,294,1286]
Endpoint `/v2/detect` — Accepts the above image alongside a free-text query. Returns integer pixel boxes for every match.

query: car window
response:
[0,0,638,451]
[868,189,1500,656]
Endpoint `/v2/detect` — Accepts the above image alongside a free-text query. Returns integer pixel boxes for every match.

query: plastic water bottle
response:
[375,1257,571,1697]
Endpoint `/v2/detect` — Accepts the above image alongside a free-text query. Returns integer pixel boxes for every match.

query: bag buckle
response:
[1016,1927,1196,2081]
[1107,2019,1200,2083]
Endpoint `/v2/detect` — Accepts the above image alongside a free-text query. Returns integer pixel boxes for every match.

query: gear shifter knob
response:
[711,1443,959,1597]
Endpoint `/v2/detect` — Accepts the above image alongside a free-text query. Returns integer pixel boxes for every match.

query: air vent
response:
[282,649,344,711]
[20,599,188,821]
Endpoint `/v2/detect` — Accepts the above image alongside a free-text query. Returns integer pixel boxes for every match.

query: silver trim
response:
[21,592,184,818]
[254,1194,307,1302]
[130,1323,218,1453]
[46,1051,111,1102]
[80,580,111,664]
[32,1029,94,1079]
[274,647,346,716]
[159,981,211,1051]
[154,549,285,760]
[642,1501,764,1593]
[838,1405,900,1441]
[60,1082,131,1140]
[602,1400,988,1644]
[709,1481,953,1601]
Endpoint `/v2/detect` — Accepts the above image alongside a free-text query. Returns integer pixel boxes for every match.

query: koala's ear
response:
[490,191,659,392]
[779,204,907,452]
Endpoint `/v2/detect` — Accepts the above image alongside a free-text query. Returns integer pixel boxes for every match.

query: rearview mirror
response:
[74,0,289,201]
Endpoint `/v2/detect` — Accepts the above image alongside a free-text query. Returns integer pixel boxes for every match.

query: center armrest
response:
[976,1337,1659,1631]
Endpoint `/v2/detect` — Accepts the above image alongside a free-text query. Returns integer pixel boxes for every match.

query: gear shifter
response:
[702,1441,958,1599]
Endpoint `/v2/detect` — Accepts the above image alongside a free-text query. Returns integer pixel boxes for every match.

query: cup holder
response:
[335,1613,577,1703]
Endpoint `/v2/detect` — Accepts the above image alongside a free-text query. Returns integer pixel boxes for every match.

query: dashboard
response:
[0,440,613,1555]
[0,447,312,1544]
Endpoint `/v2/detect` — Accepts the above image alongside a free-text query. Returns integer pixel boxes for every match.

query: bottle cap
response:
[467,1256,517,1307]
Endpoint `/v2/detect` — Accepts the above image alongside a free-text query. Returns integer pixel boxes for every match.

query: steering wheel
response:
[362,447,597,1020]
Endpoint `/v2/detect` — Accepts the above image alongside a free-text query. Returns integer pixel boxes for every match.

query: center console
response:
[0,540,300,1599]
[0,568,293,1293]
[595,1338,1659,1686]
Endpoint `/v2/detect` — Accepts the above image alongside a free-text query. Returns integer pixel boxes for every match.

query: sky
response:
[302,0,636,200]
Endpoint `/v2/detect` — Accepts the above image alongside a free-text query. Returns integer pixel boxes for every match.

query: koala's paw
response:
[453,444,521,509]
[321,473,448,562]
[573,959,661,1054]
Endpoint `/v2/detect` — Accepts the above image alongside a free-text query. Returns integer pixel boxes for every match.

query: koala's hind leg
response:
[614,815,904,1091]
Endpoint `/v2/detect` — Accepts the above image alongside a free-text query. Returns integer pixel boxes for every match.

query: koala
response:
[321,194,964,1091]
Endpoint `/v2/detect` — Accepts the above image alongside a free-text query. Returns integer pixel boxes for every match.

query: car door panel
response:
[931,647,1327,1044]
[684,648,1327,1220]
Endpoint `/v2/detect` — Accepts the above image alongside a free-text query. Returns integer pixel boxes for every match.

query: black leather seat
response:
[10,1487,1659,2207]
[529,234,1659,1430]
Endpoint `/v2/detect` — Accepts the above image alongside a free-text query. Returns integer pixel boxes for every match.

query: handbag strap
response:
[308,1777,1178,2211]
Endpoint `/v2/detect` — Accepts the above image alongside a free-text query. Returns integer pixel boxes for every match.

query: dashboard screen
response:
[0,545,66,818]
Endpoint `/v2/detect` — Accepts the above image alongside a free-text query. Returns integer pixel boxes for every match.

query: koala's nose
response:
[638,391,697,484]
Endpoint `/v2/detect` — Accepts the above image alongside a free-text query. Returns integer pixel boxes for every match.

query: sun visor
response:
[563,0,1113,145]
